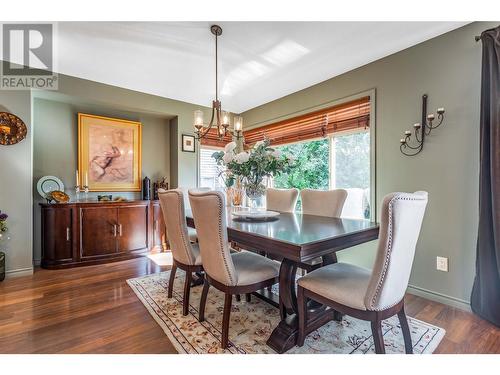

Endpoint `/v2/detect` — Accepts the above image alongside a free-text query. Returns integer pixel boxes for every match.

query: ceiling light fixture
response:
[194,25,243,141]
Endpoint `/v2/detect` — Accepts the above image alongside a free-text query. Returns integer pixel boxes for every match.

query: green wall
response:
[32,97,172,263]
[241,22,497,308]
[0,91,33,277]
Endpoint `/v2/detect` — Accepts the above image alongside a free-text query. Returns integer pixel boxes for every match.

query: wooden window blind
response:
[200,127,233,148]
[243,96,370,147]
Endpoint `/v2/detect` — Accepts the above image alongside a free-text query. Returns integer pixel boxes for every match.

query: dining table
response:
[186,207,379,353]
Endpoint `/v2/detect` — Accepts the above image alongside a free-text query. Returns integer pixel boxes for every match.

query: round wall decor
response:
[0,112,27,145]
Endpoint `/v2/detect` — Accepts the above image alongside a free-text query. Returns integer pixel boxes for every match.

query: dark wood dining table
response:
[186,207,379,353]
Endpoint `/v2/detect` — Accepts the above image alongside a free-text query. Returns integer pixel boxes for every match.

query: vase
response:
[226,186,243,207]
[244,180,267,210]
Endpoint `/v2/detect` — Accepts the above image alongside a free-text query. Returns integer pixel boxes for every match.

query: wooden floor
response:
[0,256,499,354]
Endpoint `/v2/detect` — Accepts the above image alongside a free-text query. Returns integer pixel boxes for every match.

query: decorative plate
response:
[37,176,65,200]
[0,112,28,145]
[232,210,280,221]
[50,190,70,203]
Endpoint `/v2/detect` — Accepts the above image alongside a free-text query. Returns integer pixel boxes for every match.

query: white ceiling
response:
[30,22,470,113]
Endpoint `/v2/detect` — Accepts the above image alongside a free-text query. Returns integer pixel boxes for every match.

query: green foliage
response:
[273,139,330,190]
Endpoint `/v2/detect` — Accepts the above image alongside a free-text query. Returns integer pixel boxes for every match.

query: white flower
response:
[287,155,295,163]
[234,152,250,164]
[224,141,237,153]
[222,152,234,164]
[271,150,282,158]
[254,140,265,149]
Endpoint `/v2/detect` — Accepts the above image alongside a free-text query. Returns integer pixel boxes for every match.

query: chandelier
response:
[193,25,243,141]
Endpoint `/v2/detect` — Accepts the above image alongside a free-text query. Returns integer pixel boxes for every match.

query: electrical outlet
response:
[436,256,449,272]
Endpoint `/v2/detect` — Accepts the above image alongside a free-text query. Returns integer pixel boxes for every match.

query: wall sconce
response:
[400,94,445,156]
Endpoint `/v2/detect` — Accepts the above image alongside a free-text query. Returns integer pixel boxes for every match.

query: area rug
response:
[127,270,445,354]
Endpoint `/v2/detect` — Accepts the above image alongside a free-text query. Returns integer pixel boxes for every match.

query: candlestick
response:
[74,185,81,202]
[400,94,446,156]
[83,185,89,201]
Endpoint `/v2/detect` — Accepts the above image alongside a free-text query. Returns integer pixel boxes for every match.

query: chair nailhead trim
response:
[369,193,426,311]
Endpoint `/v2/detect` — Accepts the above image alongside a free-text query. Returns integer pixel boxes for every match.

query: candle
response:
[234,116,243,132]
[194,110,204,127]
[400,138,406,144]
[437,107,445,113]
[76,170,80,187]
[85,172,88,187]
[413,123,421,128]
[427,114,435,120]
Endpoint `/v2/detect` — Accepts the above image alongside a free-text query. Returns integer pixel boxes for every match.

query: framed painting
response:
[78,113,142,192]
[182,134,196,153]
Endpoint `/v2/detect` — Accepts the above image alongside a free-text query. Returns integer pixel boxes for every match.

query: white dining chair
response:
[296,191,428,354]
[266,187,299,212]
[158,189,204,316]
[298,188,348,272]
[189,189,280,349]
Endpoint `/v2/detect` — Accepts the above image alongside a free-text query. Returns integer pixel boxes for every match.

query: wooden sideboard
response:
[40,200,167,269]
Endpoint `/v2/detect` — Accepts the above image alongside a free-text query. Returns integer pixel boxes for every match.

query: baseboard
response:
[5,267,34,278]
[407,284,471,312]
[33,259,41,266]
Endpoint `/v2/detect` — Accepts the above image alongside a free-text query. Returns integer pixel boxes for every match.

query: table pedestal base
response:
[267,308,335,353]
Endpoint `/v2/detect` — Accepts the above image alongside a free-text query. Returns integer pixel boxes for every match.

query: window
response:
[197,95,374,219]
[331,131,371,219]
[272,130,370,218]
[199,147,225,190]
[272,139,329,210]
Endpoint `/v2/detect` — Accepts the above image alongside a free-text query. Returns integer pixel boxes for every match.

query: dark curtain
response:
[471,26,500,327]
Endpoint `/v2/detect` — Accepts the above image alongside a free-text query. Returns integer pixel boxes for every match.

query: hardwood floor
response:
[0,256,498,354]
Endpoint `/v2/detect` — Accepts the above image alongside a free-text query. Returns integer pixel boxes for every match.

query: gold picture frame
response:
[78,113,142,192]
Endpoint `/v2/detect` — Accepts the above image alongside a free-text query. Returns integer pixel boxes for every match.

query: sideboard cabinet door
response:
[80,207,118,259]
[41,206,74,266]
[117,205,149,253]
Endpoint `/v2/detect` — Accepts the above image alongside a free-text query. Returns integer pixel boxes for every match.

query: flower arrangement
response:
[212,138,295,207]
[0,210,7,233]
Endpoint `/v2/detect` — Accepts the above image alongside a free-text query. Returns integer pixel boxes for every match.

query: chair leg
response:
[199,279,210,322]
[297,285,307,347]
[221,293,233,349]
[167,262,177,298]
[245,293,251,302]
[371,320,385,354]
[182,271,192,316]
[398,304,413,354]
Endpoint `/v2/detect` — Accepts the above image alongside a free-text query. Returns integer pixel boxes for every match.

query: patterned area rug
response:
[127,270,445,354]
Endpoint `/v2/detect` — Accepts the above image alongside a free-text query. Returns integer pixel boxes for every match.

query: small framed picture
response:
[182,134,196,153]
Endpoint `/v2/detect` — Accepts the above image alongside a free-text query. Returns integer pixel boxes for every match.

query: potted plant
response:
[0,209,9,281]
[212,138,295,209]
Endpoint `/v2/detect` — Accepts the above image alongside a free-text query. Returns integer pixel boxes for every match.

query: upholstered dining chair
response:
[158,189,204,316]
[188,189,280,349]
[298,189,348,273]
[301,188,348,217]
[181,186,210,243]
[296,191,428,354]
[266,187,299,212]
